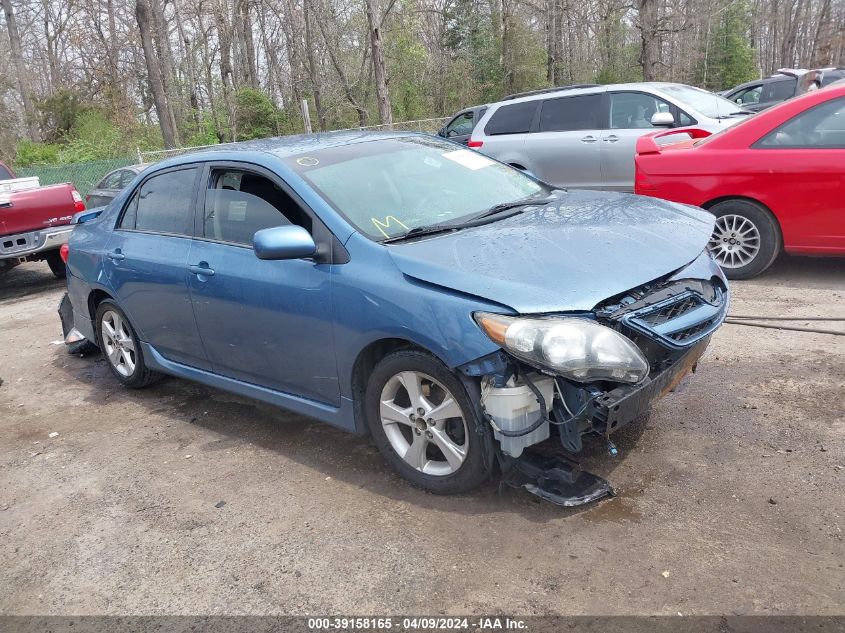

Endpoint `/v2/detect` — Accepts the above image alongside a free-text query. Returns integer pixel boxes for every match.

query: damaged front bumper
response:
[492,337,709,507]
[461,270,727,508]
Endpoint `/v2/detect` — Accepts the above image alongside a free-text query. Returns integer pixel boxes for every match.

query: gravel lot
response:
[0,257,843,616]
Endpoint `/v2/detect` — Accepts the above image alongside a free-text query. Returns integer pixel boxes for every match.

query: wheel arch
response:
[350,337,438,435]
[87,288,115,321]
[701,195,784,247]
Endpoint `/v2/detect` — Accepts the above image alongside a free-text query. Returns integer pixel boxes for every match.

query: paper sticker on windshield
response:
[296,157,319,167]
[441,149,495,170]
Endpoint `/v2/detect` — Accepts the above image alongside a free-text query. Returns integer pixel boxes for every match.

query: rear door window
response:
[539,93,603,132]
[484,101,538,135]
[0,164,15,180]
[761,78,795,103]
[119,168,198,235]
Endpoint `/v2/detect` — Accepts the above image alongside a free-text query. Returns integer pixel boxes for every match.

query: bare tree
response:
[136,0,179,147]
[2,0,40,141]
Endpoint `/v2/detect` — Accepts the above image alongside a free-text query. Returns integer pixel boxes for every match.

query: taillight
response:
[71,189,86,213]
[60,243,69,263]
[467,139,483,148]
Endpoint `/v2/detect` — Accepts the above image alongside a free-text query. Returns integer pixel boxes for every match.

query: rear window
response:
[0,164,13,181]
[119,168,198,235]
[484,101,538,136]
[540,94,603,132]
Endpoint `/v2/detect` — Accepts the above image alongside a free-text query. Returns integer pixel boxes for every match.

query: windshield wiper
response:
[468,194,558,222]
[381,224,461,243]
[717,111,751,118]
[381,193,558,244]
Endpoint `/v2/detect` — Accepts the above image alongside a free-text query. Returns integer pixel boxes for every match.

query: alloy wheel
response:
[709,214,761,269]
[100,310,137,377]
[379,371,468,476]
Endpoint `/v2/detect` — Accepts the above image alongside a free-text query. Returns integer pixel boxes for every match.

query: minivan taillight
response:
[71,189,86,213]
[467,139,483,149]
[60,243,69,263]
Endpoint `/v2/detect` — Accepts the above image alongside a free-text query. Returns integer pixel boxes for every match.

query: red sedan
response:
[635,83,845,279]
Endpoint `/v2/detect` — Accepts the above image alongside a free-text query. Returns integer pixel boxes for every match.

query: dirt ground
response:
[0,256,843,616]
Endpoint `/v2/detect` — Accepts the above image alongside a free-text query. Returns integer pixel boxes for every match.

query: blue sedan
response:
[62,132,729,505]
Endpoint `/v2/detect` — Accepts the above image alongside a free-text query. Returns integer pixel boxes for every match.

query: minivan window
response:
[539,93,602,132]
[0,164,13,180]
[609,92,672,129]
[484,101,538,135]
[119,168,197,234]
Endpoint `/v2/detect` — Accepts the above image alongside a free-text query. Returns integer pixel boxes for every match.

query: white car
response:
[467,82,750,191]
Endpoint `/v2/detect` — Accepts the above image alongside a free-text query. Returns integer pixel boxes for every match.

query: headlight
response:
[474,312,649,384]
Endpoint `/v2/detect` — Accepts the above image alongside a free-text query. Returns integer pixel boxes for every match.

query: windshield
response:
[285,136,544,240]
[660,84,748,119]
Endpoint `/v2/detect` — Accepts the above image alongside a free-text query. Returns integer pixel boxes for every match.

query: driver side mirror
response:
[651,112,676,127]
[437,127,447,137]
[253,225,317,260]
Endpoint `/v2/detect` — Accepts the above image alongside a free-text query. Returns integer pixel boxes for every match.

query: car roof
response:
[488,81,714,106]
[151,131,430,171]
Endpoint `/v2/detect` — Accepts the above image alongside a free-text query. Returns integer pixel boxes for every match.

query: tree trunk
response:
[2,0,41,141]
[365,0,392,126]
[136,0,178,148]
[638,0,660,81]
[304,0,326,130]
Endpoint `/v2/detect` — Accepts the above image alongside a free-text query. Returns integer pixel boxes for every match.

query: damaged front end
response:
[461,269,729,508]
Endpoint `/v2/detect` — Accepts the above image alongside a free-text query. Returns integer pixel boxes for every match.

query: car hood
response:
[387,190,715,314]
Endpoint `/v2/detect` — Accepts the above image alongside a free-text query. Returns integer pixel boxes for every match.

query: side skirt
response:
[141,342,358,433]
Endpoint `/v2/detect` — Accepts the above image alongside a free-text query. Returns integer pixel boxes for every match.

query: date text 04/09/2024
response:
[307,617,527,630]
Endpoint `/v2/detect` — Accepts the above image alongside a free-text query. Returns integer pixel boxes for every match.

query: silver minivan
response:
[468,83,749,191]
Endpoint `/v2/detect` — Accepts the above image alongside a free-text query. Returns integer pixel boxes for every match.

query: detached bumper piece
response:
[59,292,97,355]
[502,452,613,507]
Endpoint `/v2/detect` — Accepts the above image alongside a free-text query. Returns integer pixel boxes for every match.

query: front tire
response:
[708,199,780,280]
[94,300,161,388]
[364,350,493,494]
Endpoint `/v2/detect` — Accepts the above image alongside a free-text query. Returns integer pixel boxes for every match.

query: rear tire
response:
[94,300,162,388]
[45,249,66,279]
[707,199,780,280]
[364,350,493,494]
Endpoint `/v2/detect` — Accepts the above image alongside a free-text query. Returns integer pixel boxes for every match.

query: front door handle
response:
[581,135,598,143]
[603,135,619,143]
[188,263,215,277]
[107,250,125,261]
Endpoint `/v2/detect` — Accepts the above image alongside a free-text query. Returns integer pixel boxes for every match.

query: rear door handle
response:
[188,263,215,277]
[107,250,125,261]
[603,135,619,143]
[581,135,598,143]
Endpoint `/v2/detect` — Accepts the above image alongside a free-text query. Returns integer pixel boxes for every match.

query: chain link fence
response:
[16,157,136,197]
